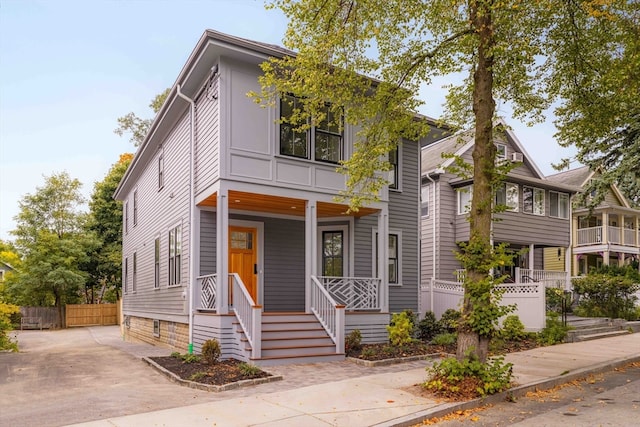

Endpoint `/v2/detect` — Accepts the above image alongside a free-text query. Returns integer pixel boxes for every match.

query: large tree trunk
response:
[457,0,496,363]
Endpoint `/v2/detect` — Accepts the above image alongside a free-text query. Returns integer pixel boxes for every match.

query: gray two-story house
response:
[420,124,579,299]
[114,29,438,366]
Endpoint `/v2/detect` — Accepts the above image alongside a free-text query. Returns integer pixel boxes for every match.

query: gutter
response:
[176,84,196,354]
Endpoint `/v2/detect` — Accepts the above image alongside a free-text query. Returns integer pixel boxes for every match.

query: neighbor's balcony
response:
[576,226,639,247]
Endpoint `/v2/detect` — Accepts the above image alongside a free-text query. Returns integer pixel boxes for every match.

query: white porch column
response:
[529,244,535,270]
[305,200,317,313]
[216,189,229,314]
[603,250,610,266]
[602,211,609,243]
[377,207,389,312]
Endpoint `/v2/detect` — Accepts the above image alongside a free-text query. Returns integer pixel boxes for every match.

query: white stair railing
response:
[229,273,261,359]
[310,276,345,354]
[516,268,568,289]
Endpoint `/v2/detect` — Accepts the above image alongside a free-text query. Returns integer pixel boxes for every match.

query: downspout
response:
[177,84,196,354]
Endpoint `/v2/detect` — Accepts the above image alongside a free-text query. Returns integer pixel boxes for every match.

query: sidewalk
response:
[70,331,640,427]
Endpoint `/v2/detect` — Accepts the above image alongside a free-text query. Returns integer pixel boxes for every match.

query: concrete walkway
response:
[69,330,640,427]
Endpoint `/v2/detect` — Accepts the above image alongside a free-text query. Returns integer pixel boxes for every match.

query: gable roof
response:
[547,166,632,209]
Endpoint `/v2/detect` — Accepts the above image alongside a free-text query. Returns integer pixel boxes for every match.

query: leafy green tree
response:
[114,89,170,146]
[84,154,133,302]
[9,172,99,326]
[255,0,636,362]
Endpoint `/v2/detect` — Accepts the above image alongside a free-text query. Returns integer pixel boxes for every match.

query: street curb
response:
[347,353,449,367]
[373,353,640,427]
[142,357,283,392]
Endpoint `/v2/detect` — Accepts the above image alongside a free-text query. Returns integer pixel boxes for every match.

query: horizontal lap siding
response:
[354,215,376,278]
[199,210,216,275]
[388,140,420,313]
[261,217,305,312]
[195,80,220,197]
[494,212,570,247]
[122,111,191,320]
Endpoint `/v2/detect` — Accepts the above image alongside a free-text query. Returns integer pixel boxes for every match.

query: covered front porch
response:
[191,187,392,365]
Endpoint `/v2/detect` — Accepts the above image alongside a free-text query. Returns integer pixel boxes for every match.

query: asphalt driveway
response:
[0,326,222,427]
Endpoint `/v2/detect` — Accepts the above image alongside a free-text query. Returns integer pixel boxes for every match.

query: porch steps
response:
[236,312,345,366]
[566,317,632,343]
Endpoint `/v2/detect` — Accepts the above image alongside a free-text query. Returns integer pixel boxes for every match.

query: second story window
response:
[457,185,473,215]
[550,191,570,219]
[123,257,128,294]
[154,237,160,289]
[133,190,138,227]
[124,202,129,234]
[495,183,519,211]
[495,143,507,161]
[388,148,399,189]
[158,150,164,190]
[523,186,545,215]
[279,94,343,164]
[132,252,137,293]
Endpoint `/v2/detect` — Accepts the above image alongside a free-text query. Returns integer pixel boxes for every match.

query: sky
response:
[0,0,575,242]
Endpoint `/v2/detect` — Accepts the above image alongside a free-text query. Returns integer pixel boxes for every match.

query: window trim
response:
[523,186,545,216]
[133,189,138,227]
[168,223,182,287]
[549,191,570,219]
[158,149,164,190]
[372,229,403,286]
[153,319,160,337]
[278,94,344,164]
[457,185,473,215]
[495,143,507,161]
[154,236,160,289]
[421,184,430,217]
[388,146,401,191]
[123,256,128,294]
[495,182,519,212]
[124,201,129,235]
[132,251,137,293]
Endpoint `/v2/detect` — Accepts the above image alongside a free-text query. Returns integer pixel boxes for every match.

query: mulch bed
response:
[149,357,271,386]
[347,341,456,361]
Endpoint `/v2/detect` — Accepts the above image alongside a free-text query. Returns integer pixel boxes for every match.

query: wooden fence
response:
[20,307,60,329]
[65,304,119,327]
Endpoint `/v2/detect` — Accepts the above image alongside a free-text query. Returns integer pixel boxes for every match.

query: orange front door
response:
[229,226,258,303]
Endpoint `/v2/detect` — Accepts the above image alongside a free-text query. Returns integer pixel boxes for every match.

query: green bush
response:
[201,339,221,365]
[499,315,527,341]
[386,311,415,346]
[572,273,639,320]
[546,287,572,314]
[425,355,513,397]
[438,309,461,333]
[417,311,442,341]
[345,329,362,356]
[432,332,457,346]
[537,312,570,346]
[238,362,262,376]
[0,302,19,352]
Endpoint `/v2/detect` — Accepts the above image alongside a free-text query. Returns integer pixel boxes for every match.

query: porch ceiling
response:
[197,191,378,218]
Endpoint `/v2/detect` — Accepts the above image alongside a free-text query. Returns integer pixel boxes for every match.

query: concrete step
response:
[251,352,345,367]
[261,336,335,348]
[259,343,337,358]
[575,330,630,342]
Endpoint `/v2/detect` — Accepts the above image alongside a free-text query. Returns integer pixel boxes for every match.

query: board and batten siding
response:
[387,140,420,313]
[194,78,220,199]
[122,110,192,322]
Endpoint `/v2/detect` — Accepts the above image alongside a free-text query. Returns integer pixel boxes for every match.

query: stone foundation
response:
[123,315,189,352]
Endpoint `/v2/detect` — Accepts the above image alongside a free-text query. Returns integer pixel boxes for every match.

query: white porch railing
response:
[455,269,466,283]
[317,276,381,310]
[229,273,262,359]
[624,228,638,245]
[516,268,569,289]
[577,226,602,245]
[608,225,621,244]
[310,276,345,353]
[197,274,217,310]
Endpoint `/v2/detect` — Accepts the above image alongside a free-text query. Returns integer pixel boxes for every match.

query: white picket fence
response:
[420,278,546,331]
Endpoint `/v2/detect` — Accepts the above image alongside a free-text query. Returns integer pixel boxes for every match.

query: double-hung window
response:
[132,252,137,293]
[133,190,138,227]
[279,94,343,164]
[523,186,545,215]
[495,143,507,161]
[158,150,164,190]
[457,185,473,215]
[421,184,430,217]
[550,191,569,219]
[123,257,129,294]
[169,225,182,286]
[321,230,343,276]
[154,237,160,289]
[124,202,129,234]
[388,148,399,189]
[374,231,401,285]
[495,183,519,211]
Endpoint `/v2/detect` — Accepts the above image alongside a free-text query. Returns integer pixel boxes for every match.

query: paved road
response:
[426,361,640,427]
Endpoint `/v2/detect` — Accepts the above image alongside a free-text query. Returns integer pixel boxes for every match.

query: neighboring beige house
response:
[547,166,640,275]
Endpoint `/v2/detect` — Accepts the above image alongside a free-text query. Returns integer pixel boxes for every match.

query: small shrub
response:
[238,362,262,376]
[425,354,513,398]
[201,339,221,365]
[345,329,362,356]
[189,372,207,381]
[180,353,201,363]
[537,312,570,346]
[360,347,376,359]
[438,309,461,333]
[170,351,181,358]
[572,273,639,320]
[417,311,442,342]
[432,332,457,346]
[0,302,20,352]
[387,311,416,346]
[499,315,527,341]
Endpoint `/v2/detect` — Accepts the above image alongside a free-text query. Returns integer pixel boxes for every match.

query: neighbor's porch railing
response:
[516,268,569,289]
[316,276,381,310]
[197,273,217,310]
[229,273,262,359]
[577,225,639,247]
[576,226,602,246]
[310,276,345,354]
